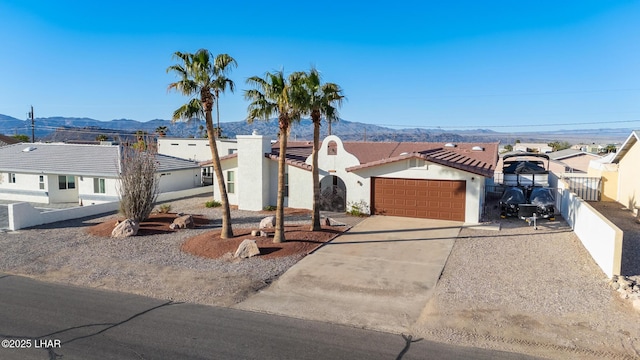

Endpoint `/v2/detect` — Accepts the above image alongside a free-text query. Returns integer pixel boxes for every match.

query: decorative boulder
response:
[234,239,261,259]
[251,230,259,236]
[260,230,268,237]
[111,219,139,238]
[323,217,346,226]
[259,216,276,229]
[170,214,194,230]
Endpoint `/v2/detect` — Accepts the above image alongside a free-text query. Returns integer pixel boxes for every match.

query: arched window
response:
[327,140,338,155]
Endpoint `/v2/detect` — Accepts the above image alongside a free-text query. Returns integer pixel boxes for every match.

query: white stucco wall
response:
[286,166,312,209]
[157,168,200,193]
[211,158,238,206]
[78,176,119,204]
[617,139,640,210]
[157,138,238,162]
[560,186,622,277]
[47,175,79,203]
[0,172,49,203]
[237,134,272,211]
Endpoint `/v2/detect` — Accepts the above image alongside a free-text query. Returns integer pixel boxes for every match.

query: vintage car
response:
[499,187,526,218]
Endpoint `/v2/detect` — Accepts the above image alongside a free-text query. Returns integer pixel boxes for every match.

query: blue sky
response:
[1,0,639,131]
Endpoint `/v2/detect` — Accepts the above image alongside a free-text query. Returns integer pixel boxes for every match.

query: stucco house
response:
[0,143,202,205]
[547,149,602,174]
[608,131,640,211]
[513,142,553,154]
[191,134,498,224]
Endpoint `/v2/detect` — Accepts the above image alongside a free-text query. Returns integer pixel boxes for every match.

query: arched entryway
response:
[319,175,347,212]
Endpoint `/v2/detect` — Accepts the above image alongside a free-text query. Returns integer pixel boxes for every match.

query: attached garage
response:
[371,177,466,221]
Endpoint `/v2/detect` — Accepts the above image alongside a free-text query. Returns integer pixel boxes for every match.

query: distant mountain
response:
[0,113,633,144]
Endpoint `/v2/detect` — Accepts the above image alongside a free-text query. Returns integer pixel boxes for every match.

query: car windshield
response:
[500,188,526,204]
[530,188,554,205]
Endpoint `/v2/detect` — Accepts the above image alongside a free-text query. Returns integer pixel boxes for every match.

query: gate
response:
[563,176,601,201]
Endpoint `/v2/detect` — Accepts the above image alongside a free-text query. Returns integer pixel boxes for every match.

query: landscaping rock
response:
[111,219,139,238]
[170,214,194,230]
[251,230,259,236]
[323,217,346,226]
[259,216,275,229]
[234,239,260,259]
[260,231,268,237]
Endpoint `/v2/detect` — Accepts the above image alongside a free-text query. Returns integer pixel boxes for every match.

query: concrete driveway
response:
[235,215,461,334]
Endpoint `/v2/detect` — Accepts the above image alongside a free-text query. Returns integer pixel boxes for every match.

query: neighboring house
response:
[608,131,640,211]
[0,134,20,147]
[157,137,239,185]
[196,134,498,224]
[0,143,201,205]
[587,152,618,202]
[513,142,553,154]
[547,149,602,174]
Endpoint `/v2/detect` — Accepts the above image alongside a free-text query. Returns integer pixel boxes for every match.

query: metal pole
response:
[30,105,34,143]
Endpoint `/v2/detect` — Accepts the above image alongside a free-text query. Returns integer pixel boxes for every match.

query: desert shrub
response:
[117,146,158,223]
[205,200,221,208]
[157,203,172,213]
[263,205,277,211]
[346,200,369,217]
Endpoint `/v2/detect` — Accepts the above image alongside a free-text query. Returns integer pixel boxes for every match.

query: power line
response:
[374,119,640,130]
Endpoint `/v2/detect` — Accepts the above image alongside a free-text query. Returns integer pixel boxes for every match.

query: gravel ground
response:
[415,214,640,360]
[0,194,314,306]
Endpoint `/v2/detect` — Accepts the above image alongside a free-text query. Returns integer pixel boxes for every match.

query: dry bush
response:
[117,145,158,223]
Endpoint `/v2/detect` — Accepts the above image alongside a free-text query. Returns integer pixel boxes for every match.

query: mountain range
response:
[0,114,633,145]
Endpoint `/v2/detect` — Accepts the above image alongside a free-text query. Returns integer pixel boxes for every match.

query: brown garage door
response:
[371,177,466,221]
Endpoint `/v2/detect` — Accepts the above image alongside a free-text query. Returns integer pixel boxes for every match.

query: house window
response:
[8,173,16,183]
[229,149,237,155]
[227,171,235,194]
[327,141,338,155]
[93,178,106,194]
[58,175,75,190]
[284,173,289,197]
[39,175,44,190]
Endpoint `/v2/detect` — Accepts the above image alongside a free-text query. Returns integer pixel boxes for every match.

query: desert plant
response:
[346,200,369,217]
[167,49,236,239]
[157,203,172,213]
[245,70,305,243]
[117,146,159,224]
[263,205,277,211]
[205,200,222,208]
[296,67,344,231]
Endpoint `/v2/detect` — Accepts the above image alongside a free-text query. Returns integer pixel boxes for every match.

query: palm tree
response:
[95,134,108,141]
[155,126,168,137]
[245,70,305,243]
[298,67,344,231]
[166,49,237,239]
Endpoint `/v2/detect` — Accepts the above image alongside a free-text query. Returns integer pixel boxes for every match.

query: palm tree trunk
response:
[215,90,220,139]
[274,124,288,243]
[311,118,322,231]
[205,110,233,238]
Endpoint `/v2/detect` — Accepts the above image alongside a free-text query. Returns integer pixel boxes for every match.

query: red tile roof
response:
[344,142,498,177]
[268,140,498,176]
[203,139,498,176]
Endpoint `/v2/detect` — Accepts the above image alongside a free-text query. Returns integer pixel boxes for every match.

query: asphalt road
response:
[0,274,542,360]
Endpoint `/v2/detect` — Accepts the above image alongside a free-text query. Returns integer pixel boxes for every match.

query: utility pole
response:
[28,105,35,143]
